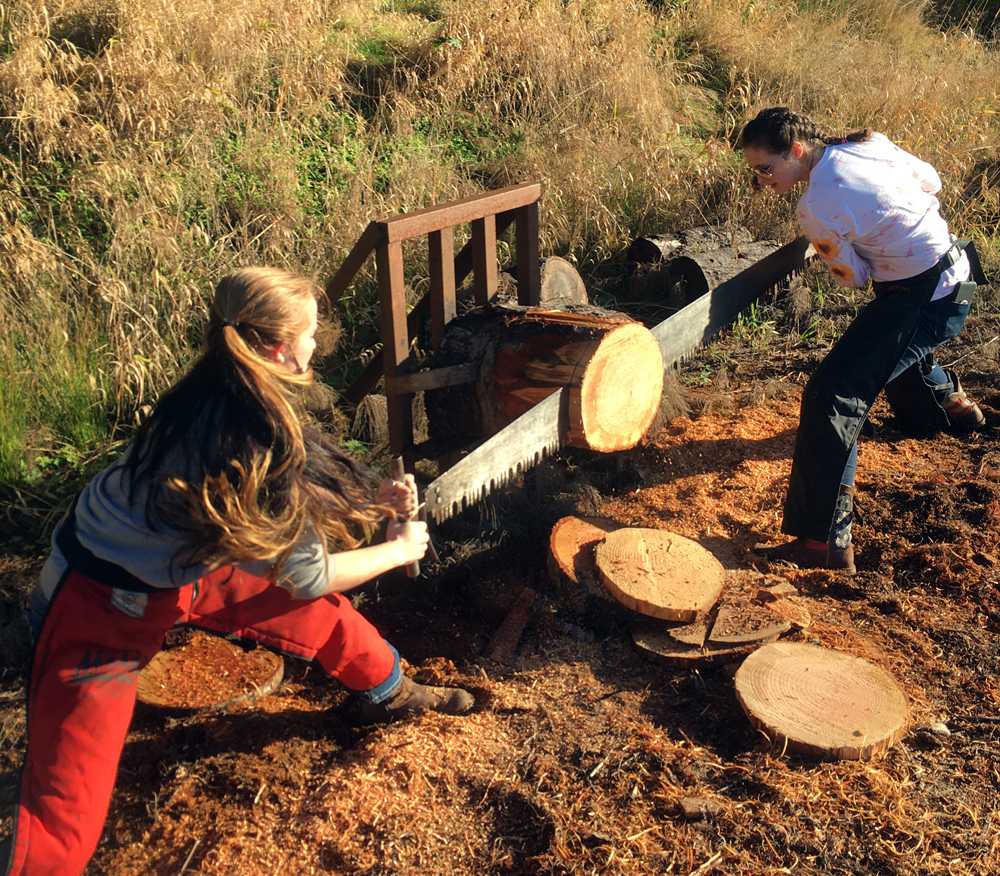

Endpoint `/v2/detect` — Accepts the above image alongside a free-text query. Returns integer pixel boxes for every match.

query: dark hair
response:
[121,267,388,578]
[738,107,872,154]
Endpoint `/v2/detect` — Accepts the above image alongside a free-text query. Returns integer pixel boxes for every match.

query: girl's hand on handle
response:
[386,519,429,566]
[377,474,418,518]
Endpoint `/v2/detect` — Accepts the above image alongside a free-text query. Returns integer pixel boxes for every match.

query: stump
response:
[137,631,284,713]
[594,528,724,621]
[425,305,664,452]
[734,642,909,760]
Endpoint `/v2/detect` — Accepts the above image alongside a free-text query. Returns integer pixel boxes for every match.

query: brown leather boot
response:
[752,537,856,575]
[942,372,985,432]
[344,676,475,725]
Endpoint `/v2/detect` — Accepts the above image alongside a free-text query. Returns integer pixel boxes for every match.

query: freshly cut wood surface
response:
[595,528,724,621]
[137,632,284,713]
[548,515,620,587]
[734,642,909,761]
[566,322,664,452]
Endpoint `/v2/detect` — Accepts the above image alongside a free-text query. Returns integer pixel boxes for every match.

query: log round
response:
[632,622,759,667]
[548,515,620,607]
[594,528,724,621]
[425,305,663,452]
[734,642,909,761]
[137,632,284,713]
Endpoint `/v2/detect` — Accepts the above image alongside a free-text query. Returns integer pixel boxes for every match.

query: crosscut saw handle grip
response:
[391,457,420,579]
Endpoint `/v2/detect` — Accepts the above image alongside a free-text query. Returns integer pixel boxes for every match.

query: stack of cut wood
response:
[548,517,910,760]
[548,518,811,665]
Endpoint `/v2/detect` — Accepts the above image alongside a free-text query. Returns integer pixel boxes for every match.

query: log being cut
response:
[425,305,663,453]
[424,237,814,523]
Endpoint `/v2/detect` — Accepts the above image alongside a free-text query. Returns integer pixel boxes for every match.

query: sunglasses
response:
[749,161,778,192]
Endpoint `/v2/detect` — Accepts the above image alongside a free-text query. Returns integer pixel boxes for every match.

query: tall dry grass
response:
[0,0,997,484]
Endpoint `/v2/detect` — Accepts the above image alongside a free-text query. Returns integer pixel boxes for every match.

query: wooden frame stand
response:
[326,182,544,462]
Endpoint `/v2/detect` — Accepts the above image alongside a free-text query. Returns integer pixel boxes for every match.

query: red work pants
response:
[5,566,395,876]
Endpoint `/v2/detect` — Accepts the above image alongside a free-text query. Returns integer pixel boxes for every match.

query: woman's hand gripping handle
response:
[390,456,421,578]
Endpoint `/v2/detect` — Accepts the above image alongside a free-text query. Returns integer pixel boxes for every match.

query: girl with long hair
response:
[5,267,473,876]
[738,107,986,573]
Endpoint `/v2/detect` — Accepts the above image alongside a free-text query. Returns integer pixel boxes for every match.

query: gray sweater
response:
[39,454,334,602]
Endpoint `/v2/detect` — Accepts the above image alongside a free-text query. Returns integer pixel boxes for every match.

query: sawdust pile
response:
[2,394,997,875]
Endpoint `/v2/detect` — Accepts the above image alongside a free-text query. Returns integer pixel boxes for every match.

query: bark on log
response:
[424,305,663,452]
[625,225,780,317]
[734,642,909,760]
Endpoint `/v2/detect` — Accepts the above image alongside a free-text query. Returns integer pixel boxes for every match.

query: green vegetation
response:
[0,0,997,489]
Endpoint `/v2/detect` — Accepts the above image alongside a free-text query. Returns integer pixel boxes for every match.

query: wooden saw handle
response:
[392,457,420,579]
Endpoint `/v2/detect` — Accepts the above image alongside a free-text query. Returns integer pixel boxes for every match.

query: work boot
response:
[752,537,856,575]
[942,371,985,432]
[343,675,475,725]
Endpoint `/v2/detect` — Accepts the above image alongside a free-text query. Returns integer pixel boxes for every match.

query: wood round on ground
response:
[565,322,664,452]
[594,528,724,621]
[734,642,909,761]
[137,631,284,714]
[707,576,791,646]
[548,515,621,586]
[632,622,758,666]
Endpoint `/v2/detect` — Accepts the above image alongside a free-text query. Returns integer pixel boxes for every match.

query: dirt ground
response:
[1,299,998,875]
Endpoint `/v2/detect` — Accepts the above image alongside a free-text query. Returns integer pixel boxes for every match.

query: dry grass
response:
[0,0,997,482]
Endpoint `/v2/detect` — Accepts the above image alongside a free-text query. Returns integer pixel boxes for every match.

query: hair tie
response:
[222,318,239,329]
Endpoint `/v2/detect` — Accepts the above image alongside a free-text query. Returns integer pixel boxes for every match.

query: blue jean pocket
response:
[942,300,971,341]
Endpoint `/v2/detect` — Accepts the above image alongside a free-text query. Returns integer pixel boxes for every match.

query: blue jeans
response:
[840,293,972,488]
[783,266,974,543]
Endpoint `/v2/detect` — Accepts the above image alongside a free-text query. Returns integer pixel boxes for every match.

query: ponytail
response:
[738,106,871,153]
[123,268,389,580]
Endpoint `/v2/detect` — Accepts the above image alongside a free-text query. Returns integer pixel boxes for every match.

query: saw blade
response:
[425,237,814,522]
[425,387,565,523]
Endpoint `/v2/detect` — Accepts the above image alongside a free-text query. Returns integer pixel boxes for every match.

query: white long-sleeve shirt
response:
[796,132,969,300]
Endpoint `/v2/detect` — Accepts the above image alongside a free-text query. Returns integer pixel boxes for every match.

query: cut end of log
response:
[595,528,724,622]
[567,323,664,452]
[734,642,909,760]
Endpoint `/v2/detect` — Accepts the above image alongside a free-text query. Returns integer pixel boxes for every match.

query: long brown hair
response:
[123,267,387,578]
[738,106,872,154]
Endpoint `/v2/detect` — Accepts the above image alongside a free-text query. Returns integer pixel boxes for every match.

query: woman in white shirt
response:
[738,107,986,574]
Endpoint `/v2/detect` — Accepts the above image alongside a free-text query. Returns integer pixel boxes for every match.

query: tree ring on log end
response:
[734,641,909,761]
[594,528,724,621]
[567,323,664,452]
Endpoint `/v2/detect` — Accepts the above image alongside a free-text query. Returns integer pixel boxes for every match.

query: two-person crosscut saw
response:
[425,236,815,524]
